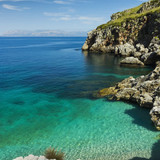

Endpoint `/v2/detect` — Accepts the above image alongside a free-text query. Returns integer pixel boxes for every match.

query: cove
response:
[0,37,159,160]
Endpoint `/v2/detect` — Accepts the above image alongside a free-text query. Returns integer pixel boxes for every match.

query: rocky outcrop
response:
[96,65,160,130]
[137,0,160,13]
[82,0,160,55]
[115,43,136,56]
[83,0,160,130]
[120,57,144,65]
[13,155,53,160]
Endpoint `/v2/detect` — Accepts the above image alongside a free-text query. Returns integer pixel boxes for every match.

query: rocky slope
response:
[82,0,160,130]
[82,0,160,60]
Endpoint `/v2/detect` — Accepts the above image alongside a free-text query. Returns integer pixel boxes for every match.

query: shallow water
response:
[0,37,159,160]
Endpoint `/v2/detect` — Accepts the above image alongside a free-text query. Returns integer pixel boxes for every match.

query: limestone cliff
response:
[83,0,160,130]
[96,63,160,130]
[82,0,160,57]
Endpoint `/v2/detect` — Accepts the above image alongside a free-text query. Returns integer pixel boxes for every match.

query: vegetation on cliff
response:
[97,0,160,30]
[82,0,160,53]
[82,0,160,131]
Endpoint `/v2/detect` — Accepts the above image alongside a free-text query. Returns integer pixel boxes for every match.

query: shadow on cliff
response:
[136,14,160,47]
[129,140,160,160]
[124,103,157,132]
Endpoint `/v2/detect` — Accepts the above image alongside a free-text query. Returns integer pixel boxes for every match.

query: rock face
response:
[82,1,160,130]
[82,0,160,57]
[13,155,53,160]
[97,65,160,130]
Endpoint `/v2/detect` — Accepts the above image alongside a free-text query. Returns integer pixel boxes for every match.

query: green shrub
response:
[155,36,159,40]
[97,4,160,30]
[44,147,64,160]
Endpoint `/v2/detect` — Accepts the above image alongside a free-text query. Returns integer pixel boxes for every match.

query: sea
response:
[0,37,159,160]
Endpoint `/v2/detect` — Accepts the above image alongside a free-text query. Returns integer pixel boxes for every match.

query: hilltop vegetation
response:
[97,0,160,30]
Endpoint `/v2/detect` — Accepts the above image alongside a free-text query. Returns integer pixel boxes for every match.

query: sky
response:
[0,0,148,36]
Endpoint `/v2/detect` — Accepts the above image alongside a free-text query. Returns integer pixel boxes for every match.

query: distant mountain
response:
[0,30,87,37]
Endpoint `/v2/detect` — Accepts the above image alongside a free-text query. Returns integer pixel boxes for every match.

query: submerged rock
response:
[96,87,117,98]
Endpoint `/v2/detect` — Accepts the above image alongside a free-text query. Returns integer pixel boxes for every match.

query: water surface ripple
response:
[0,37,159,160]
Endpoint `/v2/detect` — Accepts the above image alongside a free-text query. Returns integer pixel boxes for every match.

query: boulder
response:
[133,52,142,58]
[117,43,136,56]
[120,57,144,65]
[24,155,39,160]
[14,157,24,160]
[136,43,148,53]
[82,41,89,50]
[13,155,50,160]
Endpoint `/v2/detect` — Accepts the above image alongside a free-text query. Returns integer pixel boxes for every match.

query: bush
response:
[44,147,64,160]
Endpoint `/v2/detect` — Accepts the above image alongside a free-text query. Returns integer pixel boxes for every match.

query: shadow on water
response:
[125,103,157,132]
[150,140,160,160]
[125,102,160,160]
[31,52,152,100]
[130,140,160,160]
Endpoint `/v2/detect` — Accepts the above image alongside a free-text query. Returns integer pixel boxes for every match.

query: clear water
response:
[0,37,159,160]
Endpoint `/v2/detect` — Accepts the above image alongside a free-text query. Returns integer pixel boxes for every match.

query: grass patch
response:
[44,147,64,160]
[97,3,160,30]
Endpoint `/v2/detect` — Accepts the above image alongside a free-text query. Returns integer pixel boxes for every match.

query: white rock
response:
[24,155,39,160]
[13,157,24,160]
[120,57,144,65]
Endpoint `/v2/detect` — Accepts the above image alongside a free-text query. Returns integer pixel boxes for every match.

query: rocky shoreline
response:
[96,63,160,130]
[82,0,160,130]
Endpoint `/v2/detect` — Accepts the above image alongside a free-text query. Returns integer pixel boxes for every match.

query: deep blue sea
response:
[0,37,159,160]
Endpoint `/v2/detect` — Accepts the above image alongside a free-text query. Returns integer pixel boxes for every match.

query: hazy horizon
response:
[0,0,148,37]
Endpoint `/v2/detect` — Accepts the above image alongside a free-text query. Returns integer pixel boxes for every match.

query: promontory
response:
[82,0,160,130]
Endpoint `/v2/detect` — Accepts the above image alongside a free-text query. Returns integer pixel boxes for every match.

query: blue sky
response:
[0,0,148,36]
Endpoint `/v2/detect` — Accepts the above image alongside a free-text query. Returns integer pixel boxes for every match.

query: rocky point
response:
[82,0,160,130]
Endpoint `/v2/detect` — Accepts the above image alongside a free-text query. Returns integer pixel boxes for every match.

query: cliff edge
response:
[82,0,160,130]
[82,0,160,62]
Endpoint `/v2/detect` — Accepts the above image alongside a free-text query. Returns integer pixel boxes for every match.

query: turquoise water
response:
[0,37,159,160]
